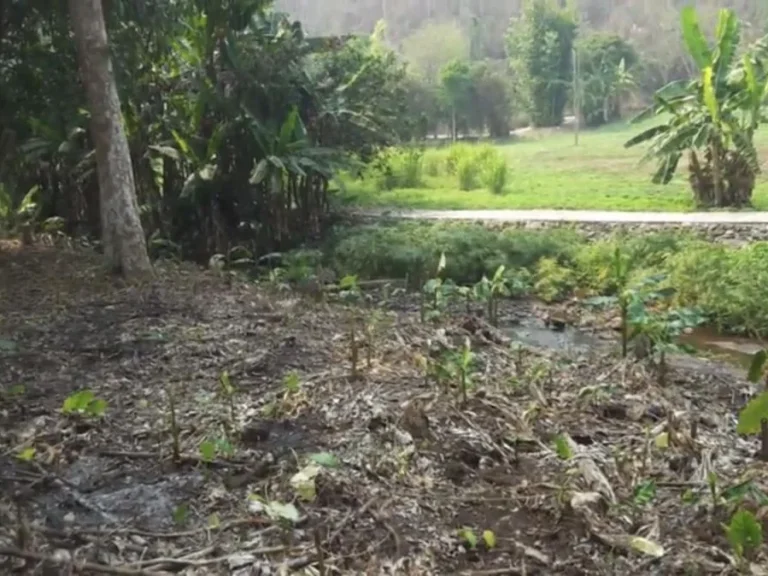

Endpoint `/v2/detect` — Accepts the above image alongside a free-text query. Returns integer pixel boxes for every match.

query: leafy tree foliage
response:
[576,33,637,127]
[626,7,768,208]
[399,21,471,82]
[0,0,410,260]
[506,0,576,127]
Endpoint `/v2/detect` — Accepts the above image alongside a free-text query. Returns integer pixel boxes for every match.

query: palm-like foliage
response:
[625,7,768,208]
[0,0,409,256]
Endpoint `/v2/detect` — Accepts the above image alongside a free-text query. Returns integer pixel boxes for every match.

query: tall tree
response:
[68,0,152,277]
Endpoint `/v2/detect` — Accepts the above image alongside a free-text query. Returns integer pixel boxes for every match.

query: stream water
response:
[508,317,761,372]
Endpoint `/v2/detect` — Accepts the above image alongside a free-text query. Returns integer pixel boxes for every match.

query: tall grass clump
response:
[482,155,508,194]
[422,149,443,177]
[457,156,479,190]
[447,143,504,192]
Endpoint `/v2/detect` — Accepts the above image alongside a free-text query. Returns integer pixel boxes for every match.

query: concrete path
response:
[362,208,768,224]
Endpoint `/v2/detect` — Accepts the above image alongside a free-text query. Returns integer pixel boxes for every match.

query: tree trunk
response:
[68,0,152,278]
[711,141,723,207]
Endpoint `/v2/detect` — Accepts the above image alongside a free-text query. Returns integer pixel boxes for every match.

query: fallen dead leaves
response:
[0,242,767,574]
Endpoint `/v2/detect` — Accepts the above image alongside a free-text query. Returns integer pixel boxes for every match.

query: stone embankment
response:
[356,209,768,244]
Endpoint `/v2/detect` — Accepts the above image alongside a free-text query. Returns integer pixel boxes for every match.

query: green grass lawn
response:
[340,120,768,212]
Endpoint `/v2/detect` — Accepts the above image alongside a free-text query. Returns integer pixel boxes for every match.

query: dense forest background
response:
[277,0,768,97]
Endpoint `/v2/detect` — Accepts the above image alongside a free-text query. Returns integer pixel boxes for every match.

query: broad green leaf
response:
[290,464,321,502]
[737,391,768,435]
[62,390,95,414]
[339,275,358,289]
[714,9,740,86]
[726,509,763,557]
[148,145,181,161]
[482,529,496,549]
[701,67,720,123]
[747,350,768,383]
[553,435,573,460]
[172,504,189,526]
[88,398,107,417]
[219,371,235,396]
[199,440,216,462]
[309,452,340,468]
[681,7,713,71]
[16,447,36,462]
[437,252,447,274]
[458,527,477,549]
[249,158,269,185]
[265,501,300,523]
[629,536,665,558]
[634,481,657,506]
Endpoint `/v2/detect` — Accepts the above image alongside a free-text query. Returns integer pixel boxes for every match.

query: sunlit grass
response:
[339,119,768,212]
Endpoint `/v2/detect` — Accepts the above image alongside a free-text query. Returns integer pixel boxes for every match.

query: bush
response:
[534,257,576,302]
[370,147,424,190]
[666,242,768,336]
[573,231,692,294]
[326,222,581,285]
[482,156,508,194]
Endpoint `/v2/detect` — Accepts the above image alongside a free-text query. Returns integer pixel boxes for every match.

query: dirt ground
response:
[1,241,768,575]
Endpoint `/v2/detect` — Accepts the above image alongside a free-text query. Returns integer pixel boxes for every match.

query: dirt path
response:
[359,208,768,224]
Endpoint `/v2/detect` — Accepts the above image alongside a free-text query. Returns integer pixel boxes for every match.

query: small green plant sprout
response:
[455,338,476,405]
[364,309,385,369]
[458,527,478,550]
[172,503,190,527]
[738,348,768,461]
[277,370,308,415]
[0,184,41,243]
[16,446,36,462]
[422,253,458,322]
[165,384,181,463]
[725,509,763,566]
[482,529,497,550]
[199,436,235,463]
[338,274,362,304]
[62,390,107,419]
[553,434,573,460]
[473,265,529,326]
[633,479,657,507]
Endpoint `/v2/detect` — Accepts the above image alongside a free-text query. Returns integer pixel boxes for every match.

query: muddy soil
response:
[1,241,766,575]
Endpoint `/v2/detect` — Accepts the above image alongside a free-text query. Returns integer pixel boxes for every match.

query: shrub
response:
[574,231,692,294]
[534,257,576,302]
[482,156,508,194]
[371,147,424,190]
[666,242,768,336]
[326,222,581,285]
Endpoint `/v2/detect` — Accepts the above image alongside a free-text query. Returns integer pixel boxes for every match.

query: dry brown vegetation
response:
[1,242,767,574]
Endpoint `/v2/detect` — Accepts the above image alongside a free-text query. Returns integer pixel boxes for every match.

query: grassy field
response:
[340,119,768,212]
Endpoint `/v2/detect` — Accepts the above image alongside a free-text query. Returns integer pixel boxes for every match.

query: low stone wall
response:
[486,220,768,244]
[356,214,768,244]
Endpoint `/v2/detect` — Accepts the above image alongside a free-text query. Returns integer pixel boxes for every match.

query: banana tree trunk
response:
[711,140,723,207]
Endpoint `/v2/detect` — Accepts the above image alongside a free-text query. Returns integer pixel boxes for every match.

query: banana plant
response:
[625,7,768,207]
[738,350,768,461]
